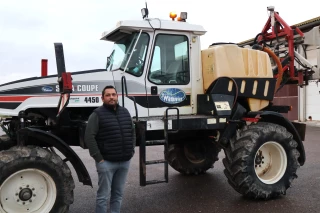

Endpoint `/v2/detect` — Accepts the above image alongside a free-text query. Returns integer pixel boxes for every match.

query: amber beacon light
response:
[170,12,188,21]
[169,12,177,20]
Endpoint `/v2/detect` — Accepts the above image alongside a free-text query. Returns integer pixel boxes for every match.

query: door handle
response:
[151,86,158,95]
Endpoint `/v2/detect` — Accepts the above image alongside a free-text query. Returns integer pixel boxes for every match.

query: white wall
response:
[306,80,320,120]
[304,45,320,121]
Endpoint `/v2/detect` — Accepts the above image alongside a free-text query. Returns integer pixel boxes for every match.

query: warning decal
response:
[214,101,231,111]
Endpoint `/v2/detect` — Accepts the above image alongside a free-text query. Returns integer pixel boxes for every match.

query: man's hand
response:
[99,160,104,163]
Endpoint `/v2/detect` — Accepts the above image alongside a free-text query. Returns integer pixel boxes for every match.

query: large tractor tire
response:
[223,122,300,199]
[0,146,75,213]
[168,140,221,175]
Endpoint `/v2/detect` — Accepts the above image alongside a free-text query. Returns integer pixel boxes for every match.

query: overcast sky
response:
[0,0,319,84]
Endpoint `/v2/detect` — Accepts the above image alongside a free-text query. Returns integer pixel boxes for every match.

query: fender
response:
[17,127,93,187]
[248,111,306,166]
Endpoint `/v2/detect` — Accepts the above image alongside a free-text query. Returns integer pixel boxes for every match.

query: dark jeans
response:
[95,159,131,213]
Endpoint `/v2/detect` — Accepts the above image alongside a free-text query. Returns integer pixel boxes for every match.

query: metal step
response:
[145,140,166,146]
[146,159,166,165]
[138,108,179,187]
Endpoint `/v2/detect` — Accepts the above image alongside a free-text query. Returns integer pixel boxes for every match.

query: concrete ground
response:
[301,120,320,127]
[68,125,320,213]
[0,124,319,213]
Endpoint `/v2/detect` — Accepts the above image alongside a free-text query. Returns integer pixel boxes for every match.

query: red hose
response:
[261,46,283,94]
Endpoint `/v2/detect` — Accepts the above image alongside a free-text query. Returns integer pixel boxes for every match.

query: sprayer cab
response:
[99,13,209,117]
[100,10,279,114]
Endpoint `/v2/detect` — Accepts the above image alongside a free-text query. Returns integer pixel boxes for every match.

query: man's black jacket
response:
[84,104,136,162]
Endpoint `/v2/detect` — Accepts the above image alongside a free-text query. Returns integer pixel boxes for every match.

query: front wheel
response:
[223,122,300,199]
[0,146,75,213]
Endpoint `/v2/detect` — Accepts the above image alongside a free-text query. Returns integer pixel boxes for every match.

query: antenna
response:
[145,1,149,18]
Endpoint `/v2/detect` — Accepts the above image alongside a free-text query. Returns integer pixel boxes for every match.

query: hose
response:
[252,44,283,94]
[253,33,264,45]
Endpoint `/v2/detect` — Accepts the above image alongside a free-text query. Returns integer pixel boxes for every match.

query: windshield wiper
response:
[119,30,142,72]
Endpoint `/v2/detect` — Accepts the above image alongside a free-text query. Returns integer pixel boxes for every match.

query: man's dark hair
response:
[102,85,117,96]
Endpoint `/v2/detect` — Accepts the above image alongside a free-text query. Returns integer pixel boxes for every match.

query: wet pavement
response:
[68,125,320,213]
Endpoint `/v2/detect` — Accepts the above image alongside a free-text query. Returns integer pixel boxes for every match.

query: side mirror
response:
[106,49,115,70]
[106,56,111,69]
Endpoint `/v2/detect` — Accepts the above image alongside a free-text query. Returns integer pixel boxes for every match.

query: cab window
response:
[148,34,190,85]
[107,32,150,76]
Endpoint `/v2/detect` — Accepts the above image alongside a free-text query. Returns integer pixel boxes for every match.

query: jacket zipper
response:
[116,109,125,160]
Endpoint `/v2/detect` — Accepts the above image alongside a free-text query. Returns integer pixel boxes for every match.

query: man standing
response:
[85,85,136,213]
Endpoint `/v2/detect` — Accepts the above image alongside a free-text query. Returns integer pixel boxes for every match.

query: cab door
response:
[111,31,152,118]
[145,31,193,117]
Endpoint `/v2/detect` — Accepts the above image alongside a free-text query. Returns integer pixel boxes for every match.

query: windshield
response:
[106,32,149,76]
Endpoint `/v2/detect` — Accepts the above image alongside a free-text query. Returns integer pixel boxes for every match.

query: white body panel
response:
[0,71,148,118]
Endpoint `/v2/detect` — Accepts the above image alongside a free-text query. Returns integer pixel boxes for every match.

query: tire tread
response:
[0,146,75,213]
[223,122,300,199]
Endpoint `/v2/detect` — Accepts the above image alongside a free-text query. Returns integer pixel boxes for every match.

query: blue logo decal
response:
[159,88,186,104]
[41,86,53,92]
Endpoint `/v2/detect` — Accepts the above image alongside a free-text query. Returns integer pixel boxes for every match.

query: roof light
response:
[169,12,177,20]
[180,12,187,20]
[176,12,188,22]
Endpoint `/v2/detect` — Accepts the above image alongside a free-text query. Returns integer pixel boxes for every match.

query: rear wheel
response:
[168,140,221,175]
[0,146,75,213]
[223,122,300,199]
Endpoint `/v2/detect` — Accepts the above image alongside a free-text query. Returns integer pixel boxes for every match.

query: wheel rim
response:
[254,141,287,184]
[184,144,206,164]
[0,169,57,213]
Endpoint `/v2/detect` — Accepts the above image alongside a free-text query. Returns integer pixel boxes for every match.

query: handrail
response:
[121,76,138,121]
[165,107,180,133]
